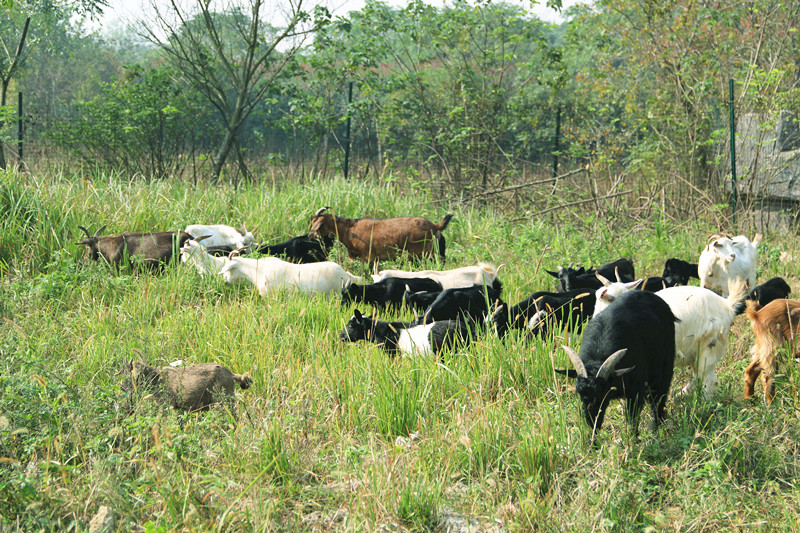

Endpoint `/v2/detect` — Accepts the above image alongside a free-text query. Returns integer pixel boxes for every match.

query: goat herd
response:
[75,209,800,440]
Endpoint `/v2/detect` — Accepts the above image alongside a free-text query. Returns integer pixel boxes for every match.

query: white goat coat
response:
[219,256,362,296]
[698,234,759,297]
[185,224,255,251]
[180,240,226,276]
[397,323,437,356]
[372,263,497,290]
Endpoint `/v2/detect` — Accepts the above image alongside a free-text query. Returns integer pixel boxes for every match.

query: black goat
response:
[404,287,444,313]
[340,309,471,357]
[341,277,443,309]
[748,277,791,307]
[419,280,503,324]
[252,233,335,263]
[76,225,192,270]
[661,258,699,286]
[557,290,677,439]
[545,258,635,292]
[492,288,595,339]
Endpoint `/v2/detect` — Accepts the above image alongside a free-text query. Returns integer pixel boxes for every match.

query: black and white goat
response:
[545,258,635,292]
[557,289,677,439]
[491,289,595,339]
[340,309,472,357]
[254,233,336,264]
[341,277,443,309]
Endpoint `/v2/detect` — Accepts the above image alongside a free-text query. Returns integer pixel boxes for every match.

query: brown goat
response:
[307,207,453,265]
[121,361,253,412]
[744,299,800,403]
[76,225,192,270]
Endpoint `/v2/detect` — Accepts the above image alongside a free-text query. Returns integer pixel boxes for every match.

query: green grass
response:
[1,167,800,530]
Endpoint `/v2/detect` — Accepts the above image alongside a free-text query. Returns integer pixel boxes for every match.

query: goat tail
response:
[752,233,763,247]
[235,373,253,390]
[727,278,750,316]
[437,214,454,231]
[745,300,780,367]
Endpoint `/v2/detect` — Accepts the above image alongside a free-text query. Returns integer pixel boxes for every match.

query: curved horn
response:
[314,206,331,216]
[194,234,213,243]
[77,225,92,239]
[595,271,612,286]
[614,266,621,283]
[596,349,628,381]
[228,247,246,259]
[563,345,587,378]
[94,225,107,238]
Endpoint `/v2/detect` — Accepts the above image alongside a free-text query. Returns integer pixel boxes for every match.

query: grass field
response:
[1,168,800,531]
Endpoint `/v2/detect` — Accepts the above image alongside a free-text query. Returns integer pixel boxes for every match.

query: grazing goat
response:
[373,263,498,290]
[419,281,503,324]
[744,298,800,403]
[308,207,453,264]
[699,233,760,296]
[404,286,444,313]
[545,258,635,292]
[76,225,192,270]
[254,233,335,264]
[184,224,255,252]
[180,237,226,276]
[594,277,748,398]
[340,309,472,357]
[661,258,699,286]
[748,277,791,307]
[557,290,677,438]
[341,277,443,309]
[492,289,595,339]
[218,255,362,296]
[121,361,252,412]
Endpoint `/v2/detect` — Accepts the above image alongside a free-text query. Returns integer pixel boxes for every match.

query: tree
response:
[140,0,329,183]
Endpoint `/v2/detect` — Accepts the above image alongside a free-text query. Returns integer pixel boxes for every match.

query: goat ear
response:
[544,269,559,278]
[354,309,363,320]
[598,287,612,301]
[554,368,577,378]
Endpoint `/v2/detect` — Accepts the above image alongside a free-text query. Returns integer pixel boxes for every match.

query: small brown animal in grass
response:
[744,298,800,403]
[307,207,453,266]
[121,361,252,412]
[76,225,193,270]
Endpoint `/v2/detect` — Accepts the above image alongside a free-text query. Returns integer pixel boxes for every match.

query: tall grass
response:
[1,167,800,530]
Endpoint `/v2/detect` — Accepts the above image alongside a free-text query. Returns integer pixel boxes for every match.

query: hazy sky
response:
[99,0,580,31]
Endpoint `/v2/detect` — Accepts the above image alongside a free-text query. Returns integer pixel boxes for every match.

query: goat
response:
[492,288,595,339]
[121,361,252,412]
[699,233,760,296]
[341,276,443,309]
[253,233,335,264]
[404,286,444,313]
[218,254,362,296]
[748,277,791,307]
[180,237,226,276]
[594,277,748,398]
[76,225,192,270]
[744,298,800,403]
[184,224,255,253]
[340,309,472,357]
[557,289,677,439]
[307,207,453,265]
[545,258,635,292]
[661,258,699,286]
[373,263,498,290]
[419,281,503,324]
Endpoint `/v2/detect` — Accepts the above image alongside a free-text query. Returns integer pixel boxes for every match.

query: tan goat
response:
[744,299,800,403]
[121,361,252,412]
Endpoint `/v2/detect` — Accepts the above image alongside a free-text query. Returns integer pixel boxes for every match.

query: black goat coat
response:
[661,258,699,287]
[342,277,443,308]
[749,277,791,308]
[421,281,503,323]
[571,290,676,435]
[493,289,595,338]
[253,234,335,263]
[548,258,635,292]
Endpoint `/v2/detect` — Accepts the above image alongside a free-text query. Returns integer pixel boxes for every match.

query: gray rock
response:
[88,506,115,533]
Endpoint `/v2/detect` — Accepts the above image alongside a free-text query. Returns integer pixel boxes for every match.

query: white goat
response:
[594,277,748,398]
[218,255,362,296]
[372,263,497,290]
[184,224,255,252]
[698,233,760,297]
[180,239,226,276]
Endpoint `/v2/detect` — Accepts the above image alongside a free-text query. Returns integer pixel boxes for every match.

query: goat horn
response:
[194,234,213,243]
[94,225,107,238]
[614,266,621,283]
[596,348,628,381]
[77,225,92,239]
[595,272,612,286]
[228,248,243,259]
[314,207,331,216]
[563,345,587,379]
